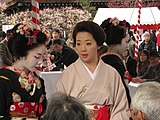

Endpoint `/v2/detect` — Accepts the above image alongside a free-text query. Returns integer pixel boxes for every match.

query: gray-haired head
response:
[132,82,160,120]
[43,93,89,120]
[143,32,150,37]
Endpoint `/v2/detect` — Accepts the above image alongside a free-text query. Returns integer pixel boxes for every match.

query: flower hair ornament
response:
[16,22,34,36]
[16,22,43,46]
[107,17,119,26]
[27,30,42,46]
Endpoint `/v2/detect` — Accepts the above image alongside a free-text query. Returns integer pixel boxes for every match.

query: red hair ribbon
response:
[27,30,41,46]
[32,30,42,37]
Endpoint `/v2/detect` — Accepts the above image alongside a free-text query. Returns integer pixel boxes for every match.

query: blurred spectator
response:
[51,39,78,71]
[132,50,160,83]
[130,82,160,120]
[157,28,160,55]
[139,32,156,52]
[137,50,150,77]
[128,31,135,58]
[51,28,66,45]
[43,93,89,120]
[0,29,13,68]
[123,49,137,77]
[150,29,157,44]
[52,28,61,40]
[0,31,6,42]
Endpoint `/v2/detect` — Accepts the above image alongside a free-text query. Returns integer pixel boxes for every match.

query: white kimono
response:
[56,58,129,120]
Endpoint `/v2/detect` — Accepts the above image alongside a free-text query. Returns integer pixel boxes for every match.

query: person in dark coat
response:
[137,50,150,77]
[123,49,137,77]
[139,32,156,52]
[51,39,79,71]
[0,29,13,68]
[132,50,160,83]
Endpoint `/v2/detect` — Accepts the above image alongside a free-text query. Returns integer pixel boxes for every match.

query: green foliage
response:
[80,0,97,20]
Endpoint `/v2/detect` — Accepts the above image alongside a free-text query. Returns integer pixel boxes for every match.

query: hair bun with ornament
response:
[8,22,47,60]
[100,17,127,45]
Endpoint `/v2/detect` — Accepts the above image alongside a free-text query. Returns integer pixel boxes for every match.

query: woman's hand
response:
[132,77,144,83]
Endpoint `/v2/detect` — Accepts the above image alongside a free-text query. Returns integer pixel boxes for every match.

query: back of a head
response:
[0,31,6,38]
[143,32,150,38]
[139,49,149,59]
[149,50,159,58]
[44,93,89,120]
[100,18,128,45]
[132,82,160,120]
[52,39,63,46]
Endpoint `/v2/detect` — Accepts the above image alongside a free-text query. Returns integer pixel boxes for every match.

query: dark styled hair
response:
[139,50,149,57]
[52,28,60,34]
[72,21,106,46]
[149,50,159,57]
[8,23,47,59]
[0,31,6,38]
[98,45,108,57]
[52,39,63,45]
[100,19,128,45]
[43,93,89,120]
[119,20,130,32]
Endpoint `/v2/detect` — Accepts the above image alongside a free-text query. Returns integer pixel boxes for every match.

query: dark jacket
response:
[0,39,13,68]
[52,45,78,70]
[141,63,160,83]
[126,56,137,77]
[137,60,150,77]
[138,40,156,52]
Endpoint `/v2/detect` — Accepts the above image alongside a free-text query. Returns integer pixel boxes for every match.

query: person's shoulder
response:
[101,59,120,73]
[129,56,137,62]
[0,68,13,83]
[102,54,121,64]
[149,40,155,44]
[63,46,77,54]
[0,39,7,47]
[63,45,74,51]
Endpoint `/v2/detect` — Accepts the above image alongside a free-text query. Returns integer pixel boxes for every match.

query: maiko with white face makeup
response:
[101,17,132,108]
[0,23,47,119]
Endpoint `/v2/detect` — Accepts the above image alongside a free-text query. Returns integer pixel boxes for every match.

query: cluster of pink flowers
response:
[108,17,119,26]
[16,22,34,36]
[3,7,92,35]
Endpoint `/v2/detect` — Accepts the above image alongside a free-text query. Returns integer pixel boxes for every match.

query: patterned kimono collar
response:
[5,66,41,96]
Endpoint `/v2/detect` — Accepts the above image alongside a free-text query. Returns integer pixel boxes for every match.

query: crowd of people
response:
[0,6,160,120]
[2,7,92,38]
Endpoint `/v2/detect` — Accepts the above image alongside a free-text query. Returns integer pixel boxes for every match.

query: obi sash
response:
[85,105,110,120]
[9,102,42,118]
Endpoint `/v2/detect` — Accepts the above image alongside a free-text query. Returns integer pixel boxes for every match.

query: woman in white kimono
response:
[56,21,129,120]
